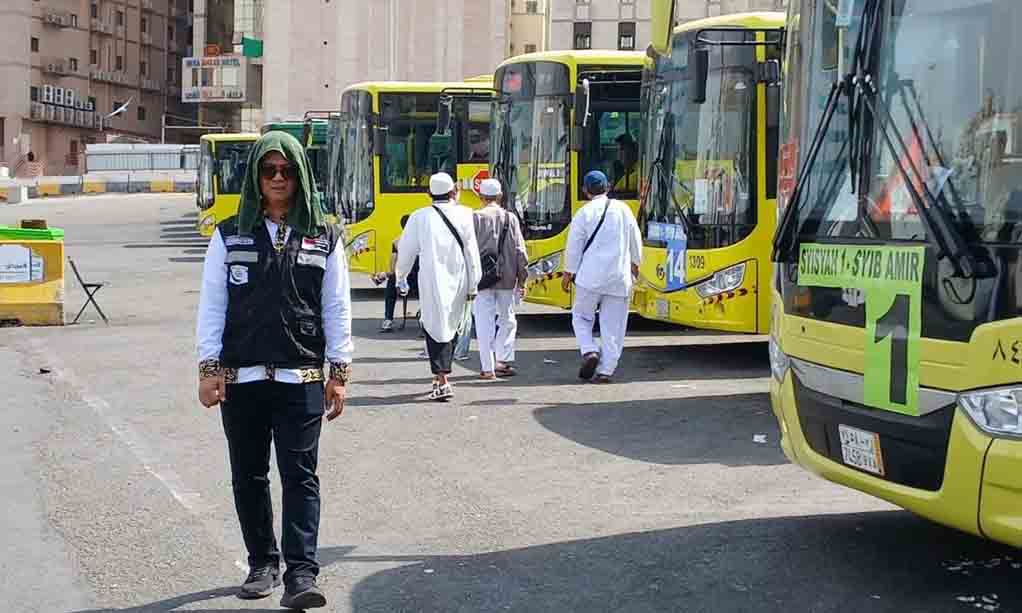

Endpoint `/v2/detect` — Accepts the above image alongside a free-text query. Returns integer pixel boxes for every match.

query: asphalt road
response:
[0,194,1018,613]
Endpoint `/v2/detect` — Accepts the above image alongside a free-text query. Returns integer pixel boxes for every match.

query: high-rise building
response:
[548,0,786,53]
[188,0,508,132]
[509,0,549,57]
[0,0,195,176]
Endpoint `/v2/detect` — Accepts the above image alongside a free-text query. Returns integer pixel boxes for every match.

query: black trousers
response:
[221,380,324,583]
[383,272,417,321]
[424,330,456,375]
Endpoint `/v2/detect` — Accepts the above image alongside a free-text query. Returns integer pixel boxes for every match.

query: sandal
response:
[494,363,517,378]
[591,374,613,384]
[479,372,497,380]
[428,382,454,401]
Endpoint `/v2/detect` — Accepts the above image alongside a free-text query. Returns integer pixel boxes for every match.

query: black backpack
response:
[478,211,509,291]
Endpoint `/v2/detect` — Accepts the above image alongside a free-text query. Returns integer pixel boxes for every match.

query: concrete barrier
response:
[0,172,197,203]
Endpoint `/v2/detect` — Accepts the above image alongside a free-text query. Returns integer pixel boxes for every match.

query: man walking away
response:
[396,172,482,400]
[472,178,528,379]
[196,131,353,609]
[561,170,641,383]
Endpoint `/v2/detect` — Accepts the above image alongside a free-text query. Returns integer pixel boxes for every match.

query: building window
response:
[90,3,97,18]
[30,86,39,102]
[525,43,538,53]
[618,22,636,50]
[70,14,78,27]
[116,55,123,70]
[70,140,78,155]
[137,106,146,121]
[69,57,79,72]
[116,10,124,26]
[168,25,175,43]
[112,100,123,113]
[167,65,176,82]
[576,0,589,3]
[30,37,39,53]
[140,61,147,75]
[573,22,592,50]
[90,49,98,65]
[141,17,147,33]
[88,96,96,110]
[620,0,634,3]
[526,0,538,13]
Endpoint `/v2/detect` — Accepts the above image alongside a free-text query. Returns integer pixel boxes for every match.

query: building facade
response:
[187,0,508,132]
[549,0,785,52]
[509,0,548,57]
[0,0,193,176]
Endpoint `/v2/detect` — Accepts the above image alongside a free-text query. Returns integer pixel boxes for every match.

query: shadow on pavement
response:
[532,393,782,466]
[71,546,356,612]
[346,512,1019,613]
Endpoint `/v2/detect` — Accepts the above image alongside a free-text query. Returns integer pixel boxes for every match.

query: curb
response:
[0,180,196,203]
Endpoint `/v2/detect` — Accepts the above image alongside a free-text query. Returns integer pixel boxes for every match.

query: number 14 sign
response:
[798,244,925,416]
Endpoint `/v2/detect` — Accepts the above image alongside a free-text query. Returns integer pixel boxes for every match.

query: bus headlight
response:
[349,232,370,254]
[695,262,746,299]
[960,387,1022,436]
[528,252,562,279]
[198,215,216,234]
[768,334,790,383]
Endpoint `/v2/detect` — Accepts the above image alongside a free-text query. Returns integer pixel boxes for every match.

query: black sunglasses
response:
[259,163,298,181]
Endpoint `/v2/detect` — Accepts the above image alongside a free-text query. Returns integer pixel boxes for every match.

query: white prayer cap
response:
[479,178,502,197]
[429,172,456,196]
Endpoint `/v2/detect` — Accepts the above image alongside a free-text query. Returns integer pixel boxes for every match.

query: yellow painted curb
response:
[37,183,61,197]
[83,181,106,194]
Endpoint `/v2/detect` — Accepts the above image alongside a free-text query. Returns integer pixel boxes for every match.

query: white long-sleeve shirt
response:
[395,200,482,343]
[564,195,642,298]
[196,219,353,383]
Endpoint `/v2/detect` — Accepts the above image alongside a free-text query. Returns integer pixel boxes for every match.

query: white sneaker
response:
[380,319,394,332]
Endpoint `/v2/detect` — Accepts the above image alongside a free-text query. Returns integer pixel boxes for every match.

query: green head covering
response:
[238,130,325,237]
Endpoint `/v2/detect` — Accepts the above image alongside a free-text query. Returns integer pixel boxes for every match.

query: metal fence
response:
[85,144,199,173]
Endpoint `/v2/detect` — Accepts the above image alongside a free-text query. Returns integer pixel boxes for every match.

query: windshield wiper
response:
[645,110,693,238]
[774,0,979,279]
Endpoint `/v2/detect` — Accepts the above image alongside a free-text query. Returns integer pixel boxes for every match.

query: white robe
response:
[396,200,482,343]
[564,195,643,298]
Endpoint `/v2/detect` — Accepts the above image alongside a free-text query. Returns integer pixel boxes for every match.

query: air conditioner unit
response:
[64,108,74,124]
[42,84,54,103]
[54,87,64,105]
[44,105,56,121]
[66,89,76,108]
[76,110,85,126]
[30,103,44,120]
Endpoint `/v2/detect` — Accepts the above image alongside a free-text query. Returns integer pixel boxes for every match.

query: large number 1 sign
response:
[798,244,925,416]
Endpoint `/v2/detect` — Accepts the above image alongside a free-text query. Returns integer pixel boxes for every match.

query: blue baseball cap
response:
[583,170,609,193]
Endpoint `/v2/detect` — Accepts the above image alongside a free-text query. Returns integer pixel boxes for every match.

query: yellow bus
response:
[196,133,259,237]
[635,8,784,332]
[491,51,645,309]
[771,0,1021,547]
[336,79,494,276]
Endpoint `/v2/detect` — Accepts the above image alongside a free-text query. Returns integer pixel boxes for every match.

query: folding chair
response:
[68,258,109,325]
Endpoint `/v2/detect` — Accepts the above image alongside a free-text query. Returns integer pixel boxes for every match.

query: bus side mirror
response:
[650,0,677,57]
[574,78,591,128]
[436,95,453,136]
[691,47,709,105]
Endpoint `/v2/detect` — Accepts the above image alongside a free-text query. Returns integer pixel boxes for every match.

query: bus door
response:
[437,88,494,208]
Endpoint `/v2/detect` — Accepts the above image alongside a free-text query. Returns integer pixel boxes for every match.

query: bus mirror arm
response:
[373,126,386,156]
[574,79,591,128]
[436,95,453,136]
[759,59,781,86]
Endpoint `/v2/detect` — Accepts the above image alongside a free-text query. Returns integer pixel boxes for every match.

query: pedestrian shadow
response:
[352,342,768,388]
[69,546,356,612]
[346,512,1020,613]
[532,393,783,466]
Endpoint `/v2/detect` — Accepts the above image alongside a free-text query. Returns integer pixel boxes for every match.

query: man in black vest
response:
[196,131,352,610]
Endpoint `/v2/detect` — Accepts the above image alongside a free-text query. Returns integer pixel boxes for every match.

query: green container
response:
[0,226,65,241]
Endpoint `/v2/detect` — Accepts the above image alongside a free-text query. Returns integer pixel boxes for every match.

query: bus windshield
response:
[493,61,572,241]
[338,90,374,224]
[214,142,252,196]
[786,0,1022,246]
[640,30,759,249]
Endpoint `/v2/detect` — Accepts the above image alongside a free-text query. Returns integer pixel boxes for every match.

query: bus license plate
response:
[655,298,669,319]
[838,425,885,476]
